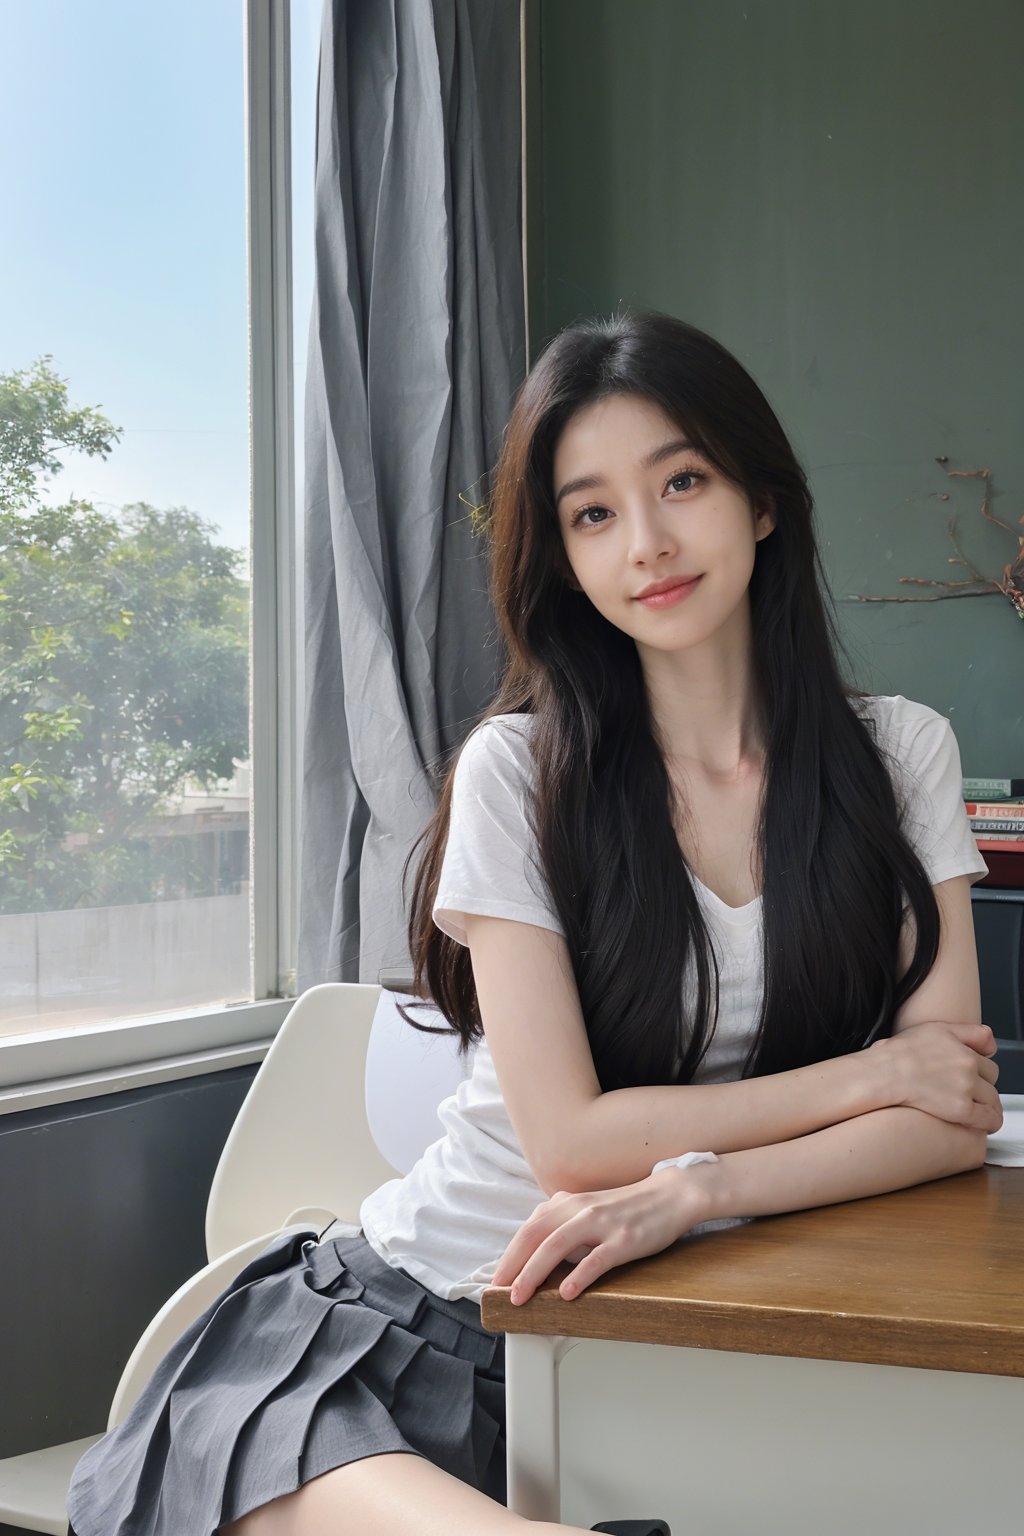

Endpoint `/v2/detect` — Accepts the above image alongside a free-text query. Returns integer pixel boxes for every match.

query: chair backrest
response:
[205,983,391,1258]
[364,986,471,1173]
[204,981,467,1261]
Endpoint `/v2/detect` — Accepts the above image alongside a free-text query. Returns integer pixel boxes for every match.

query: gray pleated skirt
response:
[66,1227,506,1536]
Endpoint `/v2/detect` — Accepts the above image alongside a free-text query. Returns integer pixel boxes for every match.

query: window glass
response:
[0,1,251,1035]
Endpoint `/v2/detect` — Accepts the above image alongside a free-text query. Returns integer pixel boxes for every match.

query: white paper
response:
[985,1094,1024,1167]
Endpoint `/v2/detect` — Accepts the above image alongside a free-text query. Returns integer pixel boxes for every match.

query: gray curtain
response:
[298,0,525,991]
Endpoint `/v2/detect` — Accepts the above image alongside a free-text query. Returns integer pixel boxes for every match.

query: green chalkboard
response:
[527,0,1022,775]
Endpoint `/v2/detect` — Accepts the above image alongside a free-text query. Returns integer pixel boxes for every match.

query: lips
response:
[634,575,700,600]
[633,574,704,611]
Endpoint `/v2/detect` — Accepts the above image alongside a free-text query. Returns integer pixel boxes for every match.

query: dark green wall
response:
[529,0,1023,773]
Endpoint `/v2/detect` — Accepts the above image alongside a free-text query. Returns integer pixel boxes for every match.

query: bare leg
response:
[219,1449,594,1536]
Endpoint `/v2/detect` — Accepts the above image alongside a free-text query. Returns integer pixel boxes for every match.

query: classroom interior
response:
[0,3,1021,1533]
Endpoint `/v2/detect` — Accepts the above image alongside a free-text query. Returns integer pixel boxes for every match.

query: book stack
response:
[963,778,1024,889]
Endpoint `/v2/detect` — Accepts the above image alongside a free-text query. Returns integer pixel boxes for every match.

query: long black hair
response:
[399,310,940,1091]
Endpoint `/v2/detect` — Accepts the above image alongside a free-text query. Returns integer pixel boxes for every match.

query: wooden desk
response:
[482,1167,1024,1528]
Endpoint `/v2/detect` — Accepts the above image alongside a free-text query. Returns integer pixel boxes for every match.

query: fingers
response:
[914,1019,997,1056]
[963,1056,1000,1131]
[976,1056,1000,1087]
[492,1228,541,1288]
[555,1243,616,1301]
[967,1100,1004,1134]
[495,1194,628,1305]
[972,1083,1004,1133]
[944,1021,997,1057]
[492,1192,576,1288]
[955,1076,1004,1133]
[505,1210,602,1305]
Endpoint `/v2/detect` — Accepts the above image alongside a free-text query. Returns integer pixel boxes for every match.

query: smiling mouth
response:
[634,576,703,607]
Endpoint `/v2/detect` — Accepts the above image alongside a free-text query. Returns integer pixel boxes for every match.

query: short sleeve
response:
[432,717,565,946]
[876,696,989,888]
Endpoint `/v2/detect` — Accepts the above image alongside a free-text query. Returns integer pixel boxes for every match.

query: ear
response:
[753,494,776,542]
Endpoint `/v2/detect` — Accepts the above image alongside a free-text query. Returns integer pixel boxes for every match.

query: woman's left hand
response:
[492,1170,709,1305]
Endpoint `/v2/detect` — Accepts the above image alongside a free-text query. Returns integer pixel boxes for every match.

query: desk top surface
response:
[480,1166,1024,1377]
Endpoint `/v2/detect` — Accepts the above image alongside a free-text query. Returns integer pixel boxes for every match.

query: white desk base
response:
[504,1332,1024,1533]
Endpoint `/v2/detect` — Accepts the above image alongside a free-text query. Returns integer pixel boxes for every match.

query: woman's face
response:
[552,392,775,657]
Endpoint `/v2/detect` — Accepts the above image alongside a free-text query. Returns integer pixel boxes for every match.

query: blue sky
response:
[0,0,319,559]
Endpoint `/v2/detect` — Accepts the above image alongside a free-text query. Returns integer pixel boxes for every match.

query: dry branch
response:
[848,465,1024,620]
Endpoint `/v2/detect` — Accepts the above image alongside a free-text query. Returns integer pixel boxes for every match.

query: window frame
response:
[0,0,299,1112]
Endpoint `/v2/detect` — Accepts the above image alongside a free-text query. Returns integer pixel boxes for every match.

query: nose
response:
[626,495,677,566]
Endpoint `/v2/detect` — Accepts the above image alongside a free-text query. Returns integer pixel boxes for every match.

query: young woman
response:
[67,311,1000,1536]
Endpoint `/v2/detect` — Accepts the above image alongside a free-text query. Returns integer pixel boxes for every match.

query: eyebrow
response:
[555,437,695,509]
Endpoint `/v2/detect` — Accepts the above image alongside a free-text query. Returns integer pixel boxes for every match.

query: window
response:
[0,1,307,1094]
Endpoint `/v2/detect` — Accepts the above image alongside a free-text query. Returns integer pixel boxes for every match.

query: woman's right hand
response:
[870,1021,1003,1133]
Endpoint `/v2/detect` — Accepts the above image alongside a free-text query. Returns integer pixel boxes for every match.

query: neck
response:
[640,614,764,780]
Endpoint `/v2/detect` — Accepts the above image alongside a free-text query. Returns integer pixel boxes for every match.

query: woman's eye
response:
[666,469,703,494]
[569,470,704,528]
[569,503,610,529]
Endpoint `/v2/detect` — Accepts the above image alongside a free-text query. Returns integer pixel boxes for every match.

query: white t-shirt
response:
[359,694,988,1304]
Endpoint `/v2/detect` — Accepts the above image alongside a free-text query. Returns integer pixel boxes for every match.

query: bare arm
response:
[464,875,999,1195]
[695,1104,987,1223]
[494,1102,988,1304]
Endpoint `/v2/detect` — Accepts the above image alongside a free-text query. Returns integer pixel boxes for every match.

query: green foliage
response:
[0,356,119,514]
[0,357,248,912]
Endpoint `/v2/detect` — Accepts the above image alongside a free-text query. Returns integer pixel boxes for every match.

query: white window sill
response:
[0,997,292,1116]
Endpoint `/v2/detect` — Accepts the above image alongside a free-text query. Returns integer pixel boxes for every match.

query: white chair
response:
[0,981,465,1534]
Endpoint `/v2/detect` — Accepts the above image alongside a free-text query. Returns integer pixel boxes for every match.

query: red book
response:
[975,836,1024,890]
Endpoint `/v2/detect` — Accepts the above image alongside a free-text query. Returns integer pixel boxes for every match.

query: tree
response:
[0,357,248,913]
